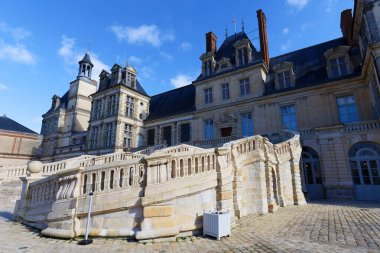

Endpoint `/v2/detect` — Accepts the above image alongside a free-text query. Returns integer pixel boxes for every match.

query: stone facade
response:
[26,0,380,202]
[14,131,305,241]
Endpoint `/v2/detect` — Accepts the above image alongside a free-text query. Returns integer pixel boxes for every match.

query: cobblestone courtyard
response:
[1,201,380,253]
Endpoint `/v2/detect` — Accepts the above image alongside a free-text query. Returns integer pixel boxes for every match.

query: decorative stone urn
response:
[27,161,43,175]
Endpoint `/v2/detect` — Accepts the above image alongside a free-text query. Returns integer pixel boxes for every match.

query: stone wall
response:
[13,131,305,241]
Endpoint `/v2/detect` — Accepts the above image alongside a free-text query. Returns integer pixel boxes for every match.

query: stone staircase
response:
[0,179,23,218]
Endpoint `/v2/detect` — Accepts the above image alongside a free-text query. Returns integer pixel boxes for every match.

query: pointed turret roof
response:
[79,52,94,67]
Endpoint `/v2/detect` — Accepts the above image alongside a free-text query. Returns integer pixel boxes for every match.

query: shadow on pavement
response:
[0,211,14,221]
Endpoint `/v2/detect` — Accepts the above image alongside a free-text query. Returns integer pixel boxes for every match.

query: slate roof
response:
[96,70,148,97]
[43,91,69,116]
[215,32,259,63]
[0,115,37,134]
[265,37,362,95]
[146,85,195,121]
[79,52,93,67]
[195,31,261,82]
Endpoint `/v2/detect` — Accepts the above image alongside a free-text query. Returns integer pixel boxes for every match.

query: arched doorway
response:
[349,142,380,201]
[302,147,324,199]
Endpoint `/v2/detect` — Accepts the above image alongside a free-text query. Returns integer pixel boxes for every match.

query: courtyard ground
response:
[1,201,380,253]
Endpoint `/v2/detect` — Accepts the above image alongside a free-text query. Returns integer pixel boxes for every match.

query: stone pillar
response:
[215,147,234,214]
[290,159,306,205]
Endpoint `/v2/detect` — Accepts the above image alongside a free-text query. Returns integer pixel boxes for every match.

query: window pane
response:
[281,105,297,130]
[350,161,361,185]
[337,96,359,123]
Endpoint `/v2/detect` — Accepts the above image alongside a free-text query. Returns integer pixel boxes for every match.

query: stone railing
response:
[134,144,167,156]
[80,158,146,195]
[184,136,240,148]
[5,165,28,179]
[344,120,380,133]
[15,130,305,241]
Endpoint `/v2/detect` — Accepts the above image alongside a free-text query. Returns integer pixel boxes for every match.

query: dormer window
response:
[233,38,252,68]
[324,46,351,79]
[273,62,295,90]
[329,56,349,78]
[277,70,291,89]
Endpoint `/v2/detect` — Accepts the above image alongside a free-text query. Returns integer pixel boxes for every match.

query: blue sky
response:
[0,0,353,133]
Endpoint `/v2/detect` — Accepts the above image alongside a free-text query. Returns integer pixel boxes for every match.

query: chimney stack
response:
[340,9,354,46]
[257,9,270,66]
[205,32,217,54]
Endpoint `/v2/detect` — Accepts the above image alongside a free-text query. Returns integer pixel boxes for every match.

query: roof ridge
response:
[151,84,194,98]
[270,37,344,60]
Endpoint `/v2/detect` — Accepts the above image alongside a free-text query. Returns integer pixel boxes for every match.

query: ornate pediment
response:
[216,112,237,125]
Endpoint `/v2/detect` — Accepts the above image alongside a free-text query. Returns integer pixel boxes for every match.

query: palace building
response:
[39,0,380,201]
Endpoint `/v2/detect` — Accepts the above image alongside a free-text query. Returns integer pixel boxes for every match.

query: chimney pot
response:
[257,9,270,66]
[205,32,217,54]
[340,9,355,46]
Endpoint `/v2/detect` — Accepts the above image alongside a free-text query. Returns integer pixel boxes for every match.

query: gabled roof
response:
[0,115,37,134]
[146,84,195,121]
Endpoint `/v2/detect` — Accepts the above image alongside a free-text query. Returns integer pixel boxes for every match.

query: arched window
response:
[302,147,322,185]
[195,157,199,174]
[100,171,105,191]
[201,157,205,172]
[180,159,184,177]
[349,142,380,185]
[188,158,192,175]
[171,160,176,178]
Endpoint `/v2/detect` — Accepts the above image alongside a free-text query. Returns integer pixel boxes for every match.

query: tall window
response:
[204,119,214,140]
[241,112,254,137]
[105,123,114,147]
[180,123,190,143]
[240,79,250,96]
[277,70,291,89]
[91,126,98,149]
[222,83,230,100]
[204,88,213,104]
[330,56,349,78]
[96,99,103,119]
[127,72,135,88]
[108,95,118,116]
[147,129,155,146]
[126,96,134,118]
[123,124,133,149]
[238,47,248,66]
[337,96,359,123]
[281,105,297,130]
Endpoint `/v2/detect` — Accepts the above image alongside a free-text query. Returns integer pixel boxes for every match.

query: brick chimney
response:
[205,32,217,54]
[257,9,270,66]
[340,9,354,45]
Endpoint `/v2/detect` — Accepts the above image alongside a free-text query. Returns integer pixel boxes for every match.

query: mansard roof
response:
[146,84,195,121]
[265,37,362,94]
[0,114,37,134]
[215,31,259,63]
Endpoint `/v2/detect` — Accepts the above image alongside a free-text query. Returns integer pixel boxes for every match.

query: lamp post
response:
[78,192,94,245]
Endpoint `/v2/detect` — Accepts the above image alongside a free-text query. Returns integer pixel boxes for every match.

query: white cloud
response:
[283,28,289,35]
[301,22,315,32]
[127,56,142,65]
[160,51,173,61]
[280,40,292,52]
[0,40,36,64]
[325,0,338,12]
[58,35,110,81]
[0,21,31,41]
[140,66,154,80]
[179,42,192,51]
[110,24,174,47]
[286,0,309,9]
[170,74,192,88]
[0,83,8,91]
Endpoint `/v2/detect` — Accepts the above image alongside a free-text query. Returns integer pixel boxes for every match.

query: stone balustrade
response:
[344,120,380,133]
[14,131,306,241]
